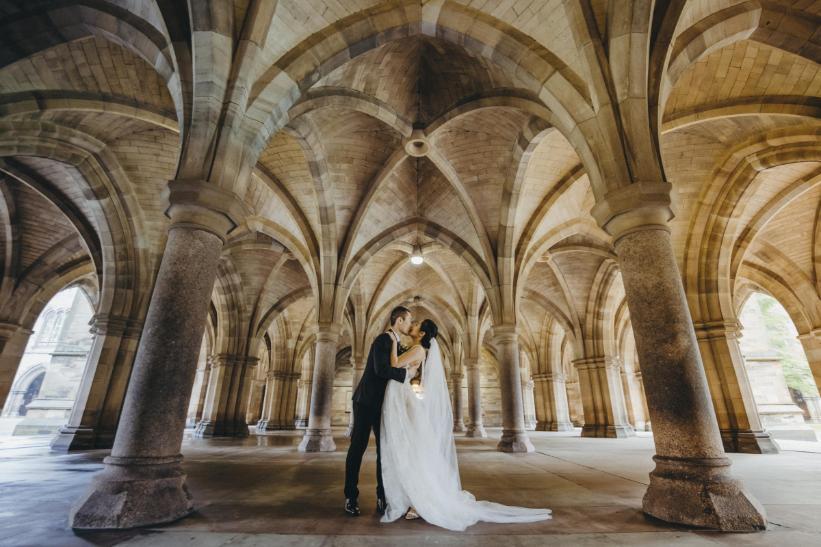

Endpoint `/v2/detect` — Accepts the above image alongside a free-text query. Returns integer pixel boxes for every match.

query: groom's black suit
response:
[344,330,407,501]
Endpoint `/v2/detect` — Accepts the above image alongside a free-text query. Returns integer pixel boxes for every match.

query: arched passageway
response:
[1,1,820,543]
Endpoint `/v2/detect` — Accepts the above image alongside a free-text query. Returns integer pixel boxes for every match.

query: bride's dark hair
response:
[419,319,439,349]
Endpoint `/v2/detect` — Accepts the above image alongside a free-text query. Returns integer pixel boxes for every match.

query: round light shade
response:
[410,253,424,265]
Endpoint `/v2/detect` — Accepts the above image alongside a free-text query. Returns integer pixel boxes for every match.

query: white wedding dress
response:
[379,338,551,531]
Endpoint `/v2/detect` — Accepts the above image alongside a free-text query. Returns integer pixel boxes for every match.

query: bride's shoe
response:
[404,507,420,520]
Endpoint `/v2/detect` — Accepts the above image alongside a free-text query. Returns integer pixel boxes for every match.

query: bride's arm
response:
[390,337,423,368]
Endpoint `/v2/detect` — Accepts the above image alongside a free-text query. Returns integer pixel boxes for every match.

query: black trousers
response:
[344,402,384,500]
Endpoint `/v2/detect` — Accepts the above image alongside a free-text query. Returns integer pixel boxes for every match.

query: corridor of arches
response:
[0,1,820,544]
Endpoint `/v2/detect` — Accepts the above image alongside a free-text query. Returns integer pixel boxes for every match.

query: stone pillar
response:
[194,354,257,438]
[695,320,778,453]
[464,358,486,437]
[451,371,466,432]
[493,326,534,453]
[593,189,766,530]
[798,329,821,396]
[0,323,33,409]
[294,377,311,428]
[255,371,277,431]
[298,323,340,452]
[186,353,210,428]
[522,378,536,430]
[346,357,365,437]
[533,373,574,431]
[69,186,242,530]
[51,314,143,451]
[573,356,635,438]
[280,372,300,429]
[636,372,652,431]
[245,378,265,425]
[620,368,650,432]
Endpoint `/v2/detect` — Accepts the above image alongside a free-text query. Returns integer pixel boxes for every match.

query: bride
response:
[379,319,552,531]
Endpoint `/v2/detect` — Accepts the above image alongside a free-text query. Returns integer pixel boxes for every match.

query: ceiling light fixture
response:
[410,245,424,265]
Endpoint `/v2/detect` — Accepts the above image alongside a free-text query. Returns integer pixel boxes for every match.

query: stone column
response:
[298,323,340,452]
[573,356,635,438]
[798,329,821,396]
[533,372,574,431]
[636,371,652,431]
[70,186,243,530]
[451,371,466,432]
[346,356,364,437]
[522,378,537,430]
[256,371,277,431]
[0,322,33,409]
[188,357,211,427]
[245,378,265,425]
[493,326,534,453]
[195,353,258,437]
[592,188,766,530]
[294,378,310,428]
[694,320,778,453]
[51,314,143,451]
[464,358,486,437]
[280,372,300,429]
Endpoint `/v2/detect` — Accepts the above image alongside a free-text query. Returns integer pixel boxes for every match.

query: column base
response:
[642,455,767,531]
[294,418,308,429]
[581,424,635,438]
[51,426,114,451]
[465,424,487,438]
[720,429,780,454]
[453,420,466,433]
[193,420,250,438]
[69,455,193,530]
[298,428,336,452]
[537,421,575,432]
[497,429,535,453]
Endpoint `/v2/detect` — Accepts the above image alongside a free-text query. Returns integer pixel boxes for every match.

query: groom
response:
[344,306,420,516]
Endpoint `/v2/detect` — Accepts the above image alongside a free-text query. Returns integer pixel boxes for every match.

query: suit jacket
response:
[352,331,407,409]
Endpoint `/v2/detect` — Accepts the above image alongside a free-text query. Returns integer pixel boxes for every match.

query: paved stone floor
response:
[1,428,820,546]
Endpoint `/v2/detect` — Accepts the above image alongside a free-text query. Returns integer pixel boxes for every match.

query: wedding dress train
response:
[379,338,551,531]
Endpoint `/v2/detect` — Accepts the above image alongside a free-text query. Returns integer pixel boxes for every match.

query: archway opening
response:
[0,286,94,437]
[739,292,821,442]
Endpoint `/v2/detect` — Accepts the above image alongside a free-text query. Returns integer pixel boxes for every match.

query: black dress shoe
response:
[376,497,387,516]
[345,498,361,517]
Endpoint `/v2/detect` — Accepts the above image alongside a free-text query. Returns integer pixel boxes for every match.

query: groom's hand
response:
[407,363,419,379]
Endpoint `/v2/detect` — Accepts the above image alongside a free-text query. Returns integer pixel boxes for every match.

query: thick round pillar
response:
[346,357,364,437]
[69,191,240,530]
[595,191,766,531]
[493,326,534,453]
[464,359,486,438]
[451,371,466,432]
[298,323,340,452]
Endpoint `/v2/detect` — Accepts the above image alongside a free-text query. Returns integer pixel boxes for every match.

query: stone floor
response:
[1,428,820,546]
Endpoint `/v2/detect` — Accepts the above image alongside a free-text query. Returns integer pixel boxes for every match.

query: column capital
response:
[797,328,821,341]
[0,321,32,338]
[313,322,341,343]
[209,354,259,368]
[89,313,143,338]
[450,370,464,381]
[590,182,674,242]
[492,324,519,344]
[693,319,743,341]
[573,356,621,370]
[165,179,250,241]
[464,357,480,370]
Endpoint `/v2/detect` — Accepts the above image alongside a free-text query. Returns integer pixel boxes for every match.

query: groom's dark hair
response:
[389,305,411,326]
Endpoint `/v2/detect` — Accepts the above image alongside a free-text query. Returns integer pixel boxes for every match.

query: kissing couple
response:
[343,306,551,531]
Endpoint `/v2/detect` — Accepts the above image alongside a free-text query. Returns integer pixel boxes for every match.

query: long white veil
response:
[380,338,551,531]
